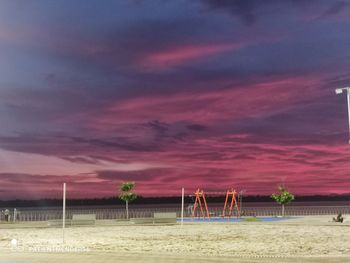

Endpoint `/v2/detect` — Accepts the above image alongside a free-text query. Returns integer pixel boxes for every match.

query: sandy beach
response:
[1,216,350,262]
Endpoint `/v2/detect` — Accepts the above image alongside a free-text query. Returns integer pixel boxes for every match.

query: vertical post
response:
[13,208,17,223]
[222,191,228,217]
[192,189,199,217]
[198,193,204,218]
[347,88,350,144]
[126,200,129,220]
[63,183,66,243]
[202,191,210,219]
[239,192,242,216]
[229,191,235,217]
[181,188,184,226]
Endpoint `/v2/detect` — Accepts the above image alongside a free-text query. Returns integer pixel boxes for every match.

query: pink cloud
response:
[3,144,350,198]
[2,135,350,198]
[136,31,288,70]
[3,71,344,198]
[65,73,324,134]
[141,43,240,68]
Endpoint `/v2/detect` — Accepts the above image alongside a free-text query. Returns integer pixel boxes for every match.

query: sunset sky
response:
[1,0,350,199]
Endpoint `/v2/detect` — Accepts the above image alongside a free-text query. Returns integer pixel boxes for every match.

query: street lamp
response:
[335,87,350,143]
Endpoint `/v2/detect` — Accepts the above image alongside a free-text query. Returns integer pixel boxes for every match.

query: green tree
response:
[271,185,294,217]
[118,182,137,220]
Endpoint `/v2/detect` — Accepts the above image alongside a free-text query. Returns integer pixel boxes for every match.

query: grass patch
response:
[243,217,262,222]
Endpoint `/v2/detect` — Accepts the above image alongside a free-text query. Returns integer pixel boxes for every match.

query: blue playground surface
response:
[178,216,294,223]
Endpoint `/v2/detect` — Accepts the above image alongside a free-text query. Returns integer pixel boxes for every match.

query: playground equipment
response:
[192,189,210,218]
[222,189,240,217]
[191,188,241,219]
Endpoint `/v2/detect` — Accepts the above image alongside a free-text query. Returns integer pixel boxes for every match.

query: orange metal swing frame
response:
[222,189,240,217]
[192,188,210,219]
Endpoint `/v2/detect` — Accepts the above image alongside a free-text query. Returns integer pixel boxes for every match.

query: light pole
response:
[63,183,66,243]
[335,87,350,144]
[181,187,184,227]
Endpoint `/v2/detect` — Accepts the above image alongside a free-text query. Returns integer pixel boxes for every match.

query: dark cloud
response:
[0,134,159,158]
[145,120,169,133]
[200,0,338,26]
[186,124,207,131]
[68,136,160,152]
[60,156,101,165]
[96,168,173,182]
[201,0,256,26]
[320,1,349,18]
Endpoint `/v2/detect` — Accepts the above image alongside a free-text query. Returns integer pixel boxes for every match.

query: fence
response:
[1,205,350,222]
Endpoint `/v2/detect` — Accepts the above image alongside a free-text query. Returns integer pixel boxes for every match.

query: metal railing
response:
[1,205,350,222]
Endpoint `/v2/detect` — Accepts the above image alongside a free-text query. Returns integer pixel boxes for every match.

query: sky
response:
[1,0,350,199]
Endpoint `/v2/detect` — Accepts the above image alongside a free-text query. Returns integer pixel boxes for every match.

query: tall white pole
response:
[63,183,66,243]
[181,188,184,226]
[347,89,350,144]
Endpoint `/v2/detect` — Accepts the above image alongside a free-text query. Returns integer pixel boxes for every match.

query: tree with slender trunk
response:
[118,182,137,220]
[271,185,294,217]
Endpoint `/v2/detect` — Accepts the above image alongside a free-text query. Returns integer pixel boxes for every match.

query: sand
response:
[1,216,350,262]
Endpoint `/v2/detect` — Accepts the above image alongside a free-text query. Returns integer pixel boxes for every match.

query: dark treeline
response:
[1,194,350,208]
